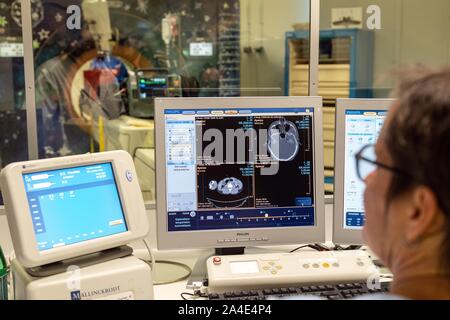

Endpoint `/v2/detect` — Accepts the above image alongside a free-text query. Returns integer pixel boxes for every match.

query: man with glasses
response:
[355,67,450,299]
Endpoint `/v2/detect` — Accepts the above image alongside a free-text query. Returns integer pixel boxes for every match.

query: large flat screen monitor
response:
[0,151,149,267]
[155,97,325,250]
[333,98,395,245]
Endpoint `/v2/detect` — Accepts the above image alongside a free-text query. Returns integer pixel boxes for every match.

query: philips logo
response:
[236,233,250,236]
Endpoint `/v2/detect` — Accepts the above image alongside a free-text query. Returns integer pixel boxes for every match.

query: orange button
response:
[322,263,330,268]
[213,257,222,265]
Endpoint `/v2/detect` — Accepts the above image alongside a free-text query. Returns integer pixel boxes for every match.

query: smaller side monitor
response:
[333,98,396,245]
[0,151,149,268]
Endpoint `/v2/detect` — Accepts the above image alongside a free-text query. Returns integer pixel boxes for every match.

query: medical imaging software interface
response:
[343,110,387,228]
[23,163,128,251]
[164,107,316,232]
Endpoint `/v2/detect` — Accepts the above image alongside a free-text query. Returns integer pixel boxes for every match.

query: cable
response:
[181,292,194,300]
[181,291,208,300]
[310,243,332,251]
[153,260,192,286]
[333,244,362,251]
[289,245,312,253]
[290,244,331,253]
[142,239,155,271]
[141,240,193,286]
[345,245,362,251]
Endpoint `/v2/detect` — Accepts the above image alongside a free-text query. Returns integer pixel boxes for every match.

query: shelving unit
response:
[285,29,374,193]
[218,7,241,97]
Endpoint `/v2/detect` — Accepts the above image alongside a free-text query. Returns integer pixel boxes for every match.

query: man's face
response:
[362,104,407,264]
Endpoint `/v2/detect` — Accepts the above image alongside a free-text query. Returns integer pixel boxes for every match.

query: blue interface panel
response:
[23,163,128,251]
[343,110,387,229]
[164,108,316,232]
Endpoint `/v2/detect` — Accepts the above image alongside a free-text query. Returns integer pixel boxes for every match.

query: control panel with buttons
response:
[207,250,378,293]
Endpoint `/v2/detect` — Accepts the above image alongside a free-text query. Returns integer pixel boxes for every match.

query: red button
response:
[213,257,222,265]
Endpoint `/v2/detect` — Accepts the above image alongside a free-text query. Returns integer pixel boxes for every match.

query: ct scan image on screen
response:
[164,108,316,232]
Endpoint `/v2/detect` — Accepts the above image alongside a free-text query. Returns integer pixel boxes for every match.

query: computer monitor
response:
[0,151,149,268]
[155,97,325,251]
[333,98,396,245]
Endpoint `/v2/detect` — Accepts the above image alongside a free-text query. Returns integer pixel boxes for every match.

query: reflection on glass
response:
[318,0,450,194]
[27,0,309,202]
[0,0,27,205]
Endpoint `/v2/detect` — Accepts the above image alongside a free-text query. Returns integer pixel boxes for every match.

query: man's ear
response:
[404,186,442,243]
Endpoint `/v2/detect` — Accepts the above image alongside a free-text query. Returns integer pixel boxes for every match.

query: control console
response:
[207,250,379,293]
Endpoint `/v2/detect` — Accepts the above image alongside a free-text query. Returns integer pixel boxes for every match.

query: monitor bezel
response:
[333,98,396,245]
[155,97,326,250]
[0,151,149,268]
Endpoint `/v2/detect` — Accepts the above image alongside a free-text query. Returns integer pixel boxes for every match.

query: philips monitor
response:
[0,151,149,268]
[333,98,395,245]
[155,97,325,250]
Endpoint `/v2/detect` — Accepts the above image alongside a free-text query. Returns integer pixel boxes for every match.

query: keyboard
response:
[208,281,391,300]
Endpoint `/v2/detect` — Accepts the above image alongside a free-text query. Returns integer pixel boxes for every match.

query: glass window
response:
[27,0,310,202]
[314,0,450,193]
[3,0,449,202]
[241,0,310,96]
[0,0,27,205]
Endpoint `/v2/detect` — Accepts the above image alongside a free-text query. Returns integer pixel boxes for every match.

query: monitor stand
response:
[26,245,133,277]
[333,244,362,251]
[186,247,245,290]
[215,247,245,256]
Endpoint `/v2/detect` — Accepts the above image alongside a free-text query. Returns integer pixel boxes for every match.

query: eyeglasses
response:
[354,144,412,182]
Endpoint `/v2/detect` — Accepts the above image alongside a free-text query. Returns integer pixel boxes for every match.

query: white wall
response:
[240,0,450,96]
[320,0,450,94]
[240,0,310,95]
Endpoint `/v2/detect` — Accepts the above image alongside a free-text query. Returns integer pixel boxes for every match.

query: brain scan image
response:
[216,177,243,195]
[267,118,300,162]
[209,180,218,190]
